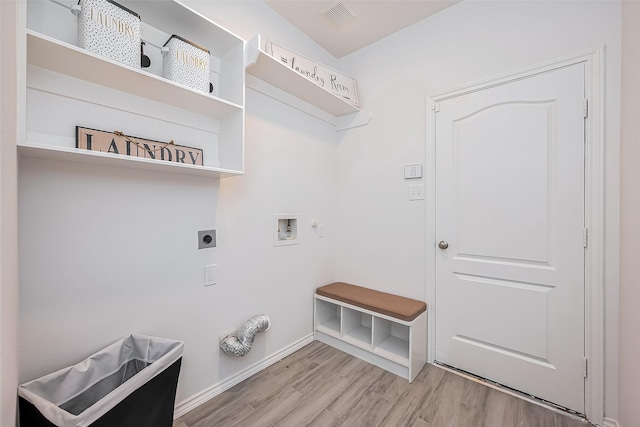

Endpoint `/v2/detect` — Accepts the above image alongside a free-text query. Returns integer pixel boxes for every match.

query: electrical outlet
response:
[409,184,425,201]
[205,264,217,286]
[198,230,216,249]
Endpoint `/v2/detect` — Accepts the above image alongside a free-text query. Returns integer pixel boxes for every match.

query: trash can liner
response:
[18,334,183,427]
[59,358,149,415]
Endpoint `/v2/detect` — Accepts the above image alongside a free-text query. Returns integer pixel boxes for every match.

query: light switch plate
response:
[404,164,423,179]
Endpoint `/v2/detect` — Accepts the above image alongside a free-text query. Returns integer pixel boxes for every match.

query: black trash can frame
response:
[18,334,183,427]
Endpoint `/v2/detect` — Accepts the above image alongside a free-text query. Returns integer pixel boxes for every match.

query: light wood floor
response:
[173,341,591,427]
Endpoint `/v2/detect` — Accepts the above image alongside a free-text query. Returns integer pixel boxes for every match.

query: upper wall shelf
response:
[245,35,359,117]
[26,30,242,119]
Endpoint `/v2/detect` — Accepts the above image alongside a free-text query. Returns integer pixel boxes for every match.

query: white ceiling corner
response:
[265,0,462,58]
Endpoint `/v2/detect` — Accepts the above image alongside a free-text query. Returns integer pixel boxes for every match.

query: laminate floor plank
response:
[413,418,431,427]
[277,373,351,427]
[448,379,491,427]
[555,411,592,427]
[288,363,325,388]
[370,370,405,402]
[174,342,594,427]
[425,372,468,427]
[480,387,522,427]
[335,390,392,427]
[267,356,320,383]
[284,340,325,360]
[375,363,446,427]
[521,399,557,427]
[226,368,274,397]
[241,372,294,409]
[306,409,341,427]
[290,349,352,395]
[267,344,323,378]
[182,393,254,427]
[304,342,345,365]
[414,368,457,423]
[179,390,244,426]
[335,356,376,380]
[326,366,387,418]
[232,386,303,427]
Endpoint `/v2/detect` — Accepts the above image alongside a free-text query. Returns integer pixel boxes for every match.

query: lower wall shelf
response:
[313,294,427,382]
[18,142,243,178]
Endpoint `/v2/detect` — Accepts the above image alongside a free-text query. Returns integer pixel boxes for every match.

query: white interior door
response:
[434,63,586,413]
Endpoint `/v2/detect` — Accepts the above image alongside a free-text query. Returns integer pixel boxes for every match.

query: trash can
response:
[18,334,184,427]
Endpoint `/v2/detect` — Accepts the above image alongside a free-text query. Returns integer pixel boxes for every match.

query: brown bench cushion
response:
[316,282,427,322]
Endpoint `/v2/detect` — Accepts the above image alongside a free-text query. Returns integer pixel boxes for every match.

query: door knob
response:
[438,241,449,249]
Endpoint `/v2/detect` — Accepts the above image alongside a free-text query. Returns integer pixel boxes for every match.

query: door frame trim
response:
[425,47,605,424]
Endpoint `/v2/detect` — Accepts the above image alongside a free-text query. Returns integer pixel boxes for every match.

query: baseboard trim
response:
[173,333,314,418]
[603,417,620,427]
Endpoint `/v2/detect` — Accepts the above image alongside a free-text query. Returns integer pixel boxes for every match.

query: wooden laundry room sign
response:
[75,127,204,166]
[269,42,359,108]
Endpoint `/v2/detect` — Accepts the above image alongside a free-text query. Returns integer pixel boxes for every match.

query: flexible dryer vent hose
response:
[219,314,271,357]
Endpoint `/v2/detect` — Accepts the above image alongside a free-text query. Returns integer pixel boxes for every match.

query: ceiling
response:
[265,0,462,58]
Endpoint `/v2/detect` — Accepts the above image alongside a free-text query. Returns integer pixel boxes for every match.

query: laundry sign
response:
[76,127,203,166]
[270,42,359,108]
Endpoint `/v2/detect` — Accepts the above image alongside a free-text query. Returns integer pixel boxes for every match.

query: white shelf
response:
[23,0,245,176]
[374,336,410,366]
[313,294,427,382]
[26,30,242,119]
[245,35,359,117]
[18,142,243,178]
[343,325,373,348]
[316,318,341,338]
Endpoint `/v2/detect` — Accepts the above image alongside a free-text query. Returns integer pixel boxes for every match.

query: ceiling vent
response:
[321,1,358,29]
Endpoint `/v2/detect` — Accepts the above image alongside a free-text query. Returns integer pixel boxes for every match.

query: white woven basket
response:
[162,35,211,93]
[73,0,142,68]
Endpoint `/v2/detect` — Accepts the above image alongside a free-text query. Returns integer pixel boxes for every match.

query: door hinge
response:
[583,228,588,248]
[433,101,440,112]
[583,357,588,378]
[583,99,588,118]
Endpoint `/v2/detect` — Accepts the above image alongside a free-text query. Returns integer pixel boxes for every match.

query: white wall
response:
[1,1,20,426]
[16,0,623,422]
[618,2,640,425]
[335,0,621,420]
[18,0,338,407]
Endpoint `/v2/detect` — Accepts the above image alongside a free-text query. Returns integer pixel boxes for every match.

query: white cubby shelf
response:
[21,0,245,176]
[314,294,427,383]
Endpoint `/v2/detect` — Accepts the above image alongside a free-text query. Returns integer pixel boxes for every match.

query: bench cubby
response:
[342,308,373,348]
[314,282,427,382]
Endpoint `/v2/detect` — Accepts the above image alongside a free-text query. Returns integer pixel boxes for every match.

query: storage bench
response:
[314,282,427,382]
